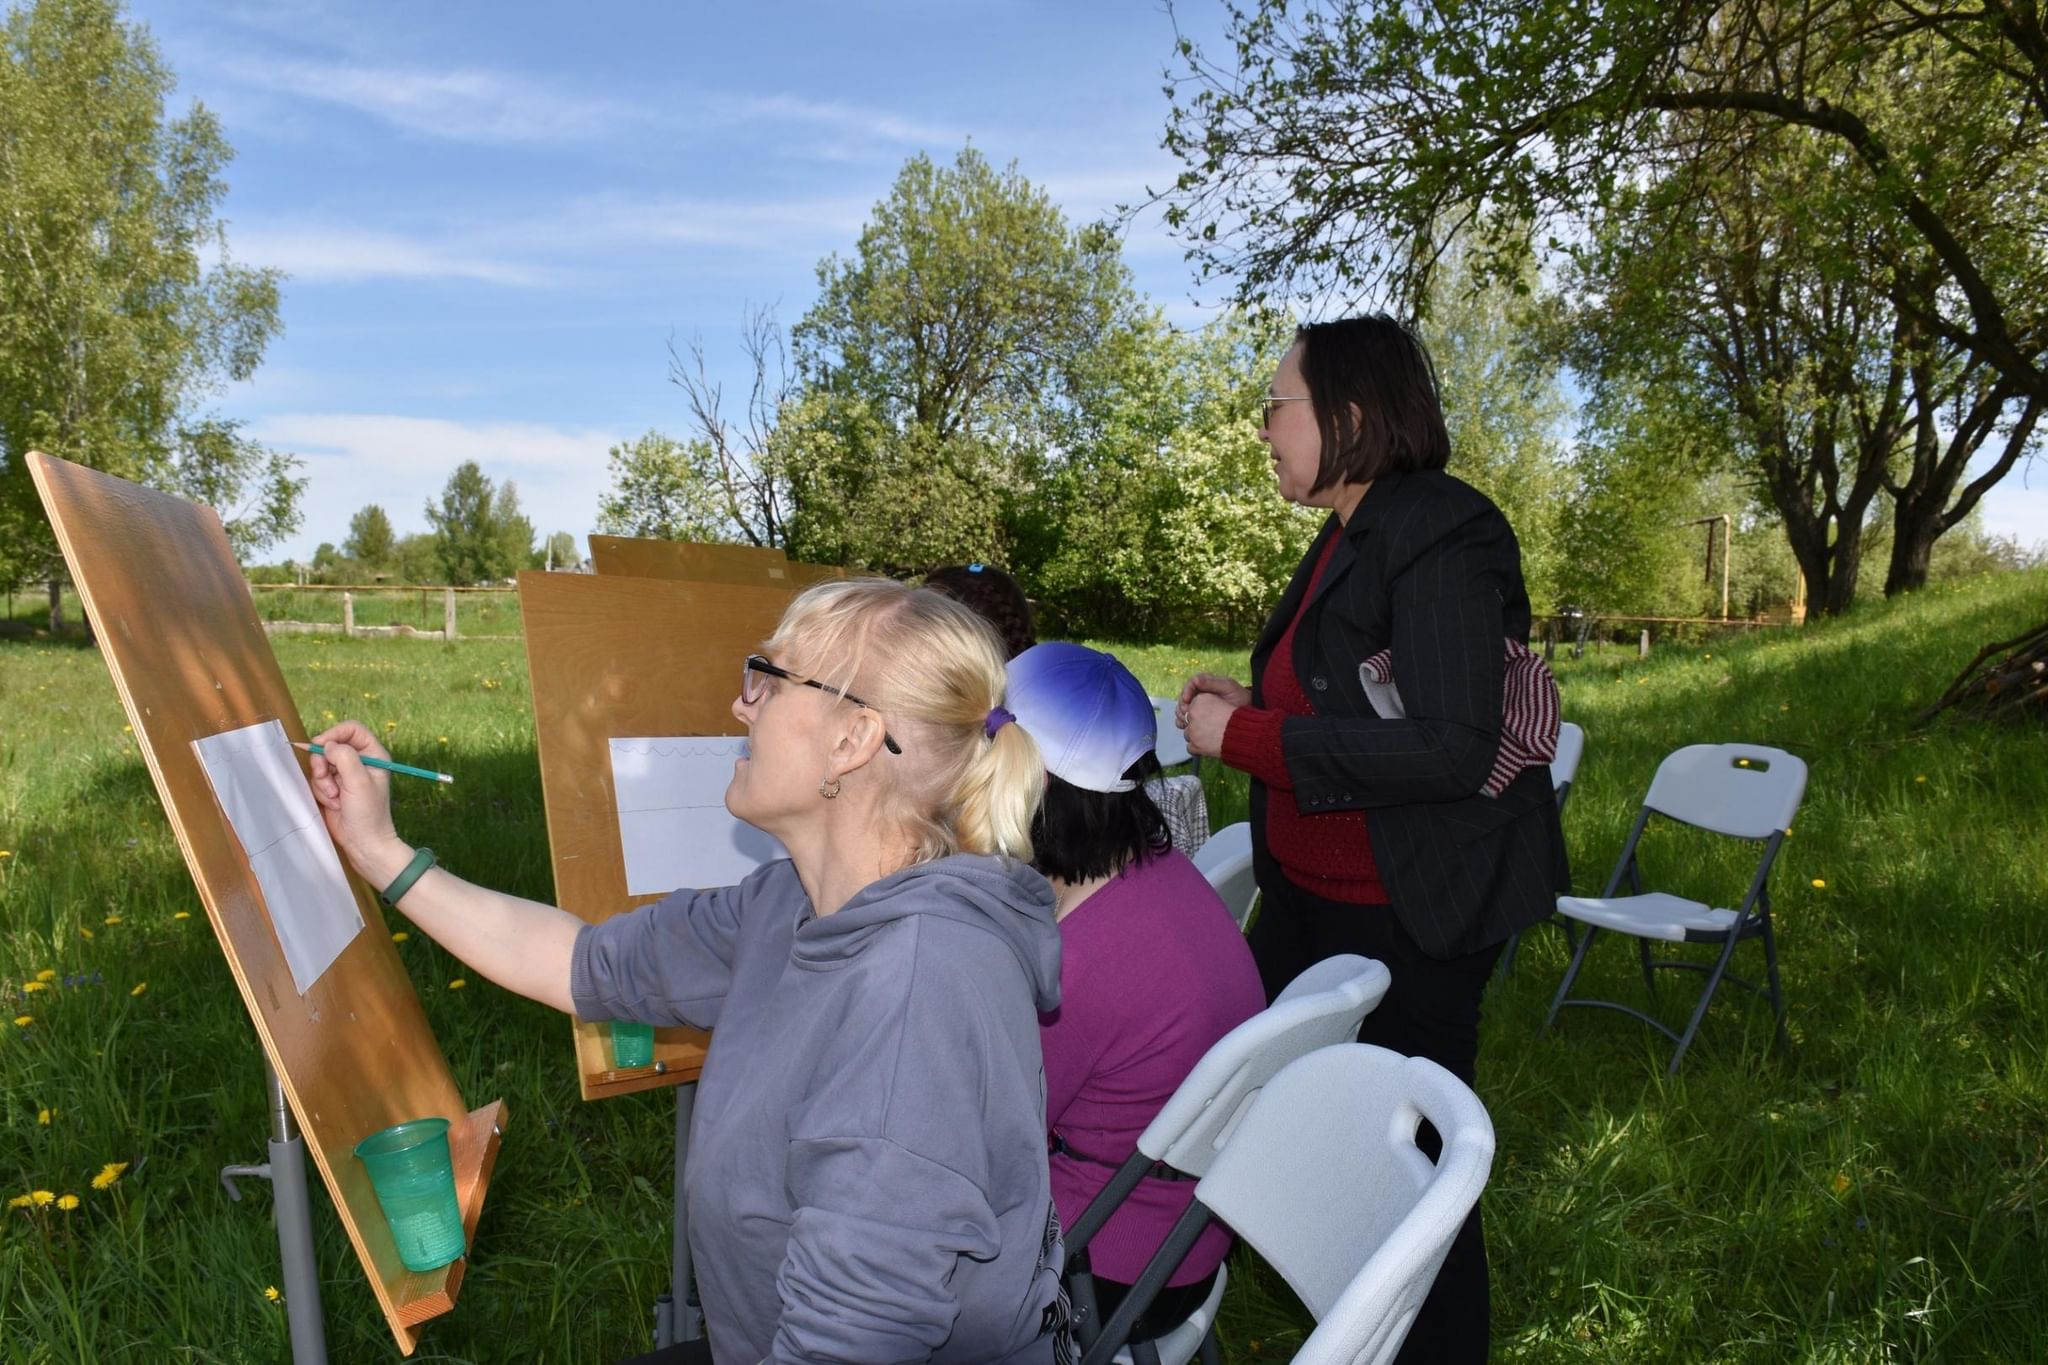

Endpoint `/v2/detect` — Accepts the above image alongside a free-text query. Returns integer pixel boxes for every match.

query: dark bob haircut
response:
[1029,753,1170,885]
[1296,314,1451,493]
[922,563,1036,661]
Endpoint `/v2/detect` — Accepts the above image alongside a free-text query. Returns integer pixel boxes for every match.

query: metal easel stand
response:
[221,1059,330,1365]
[652,1079,703,1348]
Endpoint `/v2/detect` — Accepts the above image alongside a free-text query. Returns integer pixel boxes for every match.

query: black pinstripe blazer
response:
[1247,469,1571,958]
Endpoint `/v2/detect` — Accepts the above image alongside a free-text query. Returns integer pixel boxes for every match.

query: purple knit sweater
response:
[1040,848,1265,1286]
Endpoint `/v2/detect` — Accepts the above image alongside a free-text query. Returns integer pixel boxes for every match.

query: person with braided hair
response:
[924,562,1037,660]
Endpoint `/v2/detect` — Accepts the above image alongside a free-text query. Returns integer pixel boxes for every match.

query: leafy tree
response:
[1027,308,1317,638]
[424,462,531,584]
[391,533,438,585]
[795,146,1136,443]
[1421,246,1569,615]
[782,147,1140,572]
[0,0,296,562]
[538,531,577,570]
[1157,0,2048,606]
[344,504,397,566]
[595,431,743,544]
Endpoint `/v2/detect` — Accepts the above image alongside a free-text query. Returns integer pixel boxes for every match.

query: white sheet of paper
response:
[609,737,787,895]
[192,719,365,995]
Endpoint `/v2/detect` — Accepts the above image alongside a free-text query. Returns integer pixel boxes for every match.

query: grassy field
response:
[2,571,2043,1362]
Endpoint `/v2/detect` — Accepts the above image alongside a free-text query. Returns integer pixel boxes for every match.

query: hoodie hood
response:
[794,852,1062,1012]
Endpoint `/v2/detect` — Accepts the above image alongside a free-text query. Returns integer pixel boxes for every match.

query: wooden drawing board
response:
[27,453,504,1356]
[516,570,794,1100]
[587,535,792,585]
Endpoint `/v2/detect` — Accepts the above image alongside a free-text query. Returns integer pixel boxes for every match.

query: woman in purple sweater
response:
[1006,643,1266,1339]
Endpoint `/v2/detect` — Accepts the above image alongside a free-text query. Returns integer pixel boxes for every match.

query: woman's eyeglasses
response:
[740,654,903,755]
[1263,393,1313,425]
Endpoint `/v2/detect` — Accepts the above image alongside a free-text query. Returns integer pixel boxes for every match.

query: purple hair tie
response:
[985,706,1016,739]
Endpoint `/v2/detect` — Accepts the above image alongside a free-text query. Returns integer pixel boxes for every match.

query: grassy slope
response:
[2,571,2043,1361]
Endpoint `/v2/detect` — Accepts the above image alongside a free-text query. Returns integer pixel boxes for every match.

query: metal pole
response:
[221,1061,329,1364]
[652,1081,702,1346]
[1721,515,1732,621]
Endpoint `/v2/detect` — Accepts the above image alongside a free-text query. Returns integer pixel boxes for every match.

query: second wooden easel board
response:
[516,570,795,1100]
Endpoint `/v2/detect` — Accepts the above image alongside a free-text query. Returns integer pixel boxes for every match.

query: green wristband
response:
[380,846,436,906]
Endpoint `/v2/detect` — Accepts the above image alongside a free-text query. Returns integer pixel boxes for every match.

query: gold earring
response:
[818,776,842,799]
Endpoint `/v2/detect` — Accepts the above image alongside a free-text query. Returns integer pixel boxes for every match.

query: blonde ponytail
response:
[763,579,1044,865]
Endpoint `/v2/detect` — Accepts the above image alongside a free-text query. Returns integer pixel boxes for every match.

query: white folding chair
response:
[1545,742,1807,1074]
[1066,955,1393,1365]
[1149,696,1199,777]
[1188,822,1256,932]
[1498,720,1588,976]
[1081,1045,1495,1365]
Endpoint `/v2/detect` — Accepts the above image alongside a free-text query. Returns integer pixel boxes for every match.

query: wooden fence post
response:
[444,587,457,641]
[1639,628,1651,659]
[342,591,354,638]
[48,578,63,633]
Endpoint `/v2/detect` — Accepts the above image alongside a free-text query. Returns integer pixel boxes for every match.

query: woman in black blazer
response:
[1177,314,1567,1363]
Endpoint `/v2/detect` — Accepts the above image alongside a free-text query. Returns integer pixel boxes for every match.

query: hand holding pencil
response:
[304,721,412,875]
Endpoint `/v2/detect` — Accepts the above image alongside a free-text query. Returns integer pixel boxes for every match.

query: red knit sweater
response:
[1221,535,1389,905]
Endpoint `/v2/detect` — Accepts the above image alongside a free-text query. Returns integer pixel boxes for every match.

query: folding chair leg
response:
[1497,929,1522,978]
[1666,933,1743,1075]
[1197,1324,1222,1365]
[1637,938,1658,995]
[1759,913,1792,1054]
[1131,1339,1163,1365]
[1545,924,1600,1031]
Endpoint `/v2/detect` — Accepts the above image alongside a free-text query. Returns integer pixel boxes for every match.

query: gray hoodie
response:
[570,853,1065,1365]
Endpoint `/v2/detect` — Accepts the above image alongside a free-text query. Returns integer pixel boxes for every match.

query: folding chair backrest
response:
[1196,1045,1494,1365]
[1643,743,1807,838]
[1189,821,1256,929]
[1551,721,1586,798]
[1136,954,1391,1176]
[1149,696,1193,769]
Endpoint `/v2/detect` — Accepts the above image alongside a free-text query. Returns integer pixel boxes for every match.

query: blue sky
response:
[130,0,2046,562]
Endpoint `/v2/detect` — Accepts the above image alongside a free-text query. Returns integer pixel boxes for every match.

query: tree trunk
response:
[1884,516,1938,597]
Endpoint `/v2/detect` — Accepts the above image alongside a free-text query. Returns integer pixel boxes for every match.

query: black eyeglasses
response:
[1263,392,1313,425]
[741,654,902,755]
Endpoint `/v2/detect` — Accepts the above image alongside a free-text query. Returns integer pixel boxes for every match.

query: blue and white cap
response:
[1004,642,1157,793]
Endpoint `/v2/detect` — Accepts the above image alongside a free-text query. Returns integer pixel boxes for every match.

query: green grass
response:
[3,573,2045,1361]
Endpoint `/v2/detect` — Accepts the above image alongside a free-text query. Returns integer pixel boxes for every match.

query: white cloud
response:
[250,413,624,557]
[733,94,962,153]
[213,54,640,145]
[231,226,549,286]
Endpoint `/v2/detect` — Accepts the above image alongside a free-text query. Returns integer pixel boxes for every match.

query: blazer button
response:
[1311,675,1328,691]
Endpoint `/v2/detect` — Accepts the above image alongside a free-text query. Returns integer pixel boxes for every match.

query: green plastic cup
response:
[611,1020,655,1069]
[354,1117,465,1272]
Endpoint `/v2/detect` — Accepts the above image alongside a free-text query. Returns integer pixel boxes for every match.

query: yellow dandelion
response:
[391,931,409,943]
[91,1162,128,1190]
[56,1194,79,1211]
[130,982,147,997]
[6,1194,30,1209]
[28,1190,54,1207]
[1736,758,1751,767]
[1915,774,1927,784]
[79,927,93,940]
[383,721,397,733]
[1830,1172,1851,1196]
[447,978,468,990]
[35,969,55,983]
[13,1015,31,1028]
[1811,878,1827,890]
[264,1285,282,1302]
[0,850,11,859]
[104,914,122,926]
[439,736,448,745]
[1780,704,1789,712]
[23,981,47,993]
[122,724,132,733]
[174,911,191,921]
[322,710,335,721]
[38,1108,56,1125]
[1704,653,1712,659]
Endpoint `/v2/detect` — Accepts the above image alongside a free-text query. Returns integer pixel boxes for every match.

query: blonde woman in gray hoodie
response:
[310,580,1067,1364]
